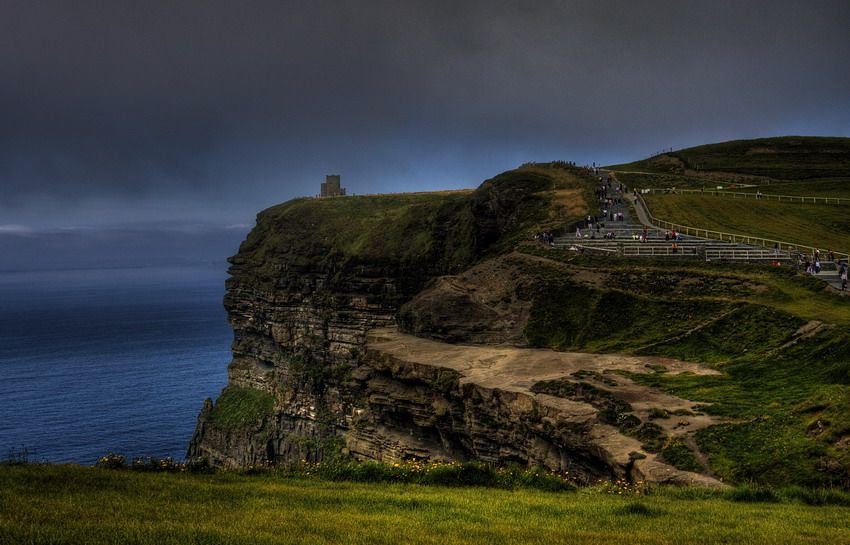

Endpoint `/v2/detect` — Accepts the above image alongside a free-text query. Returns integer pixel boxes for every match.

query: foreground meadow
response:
[2,464,849,545]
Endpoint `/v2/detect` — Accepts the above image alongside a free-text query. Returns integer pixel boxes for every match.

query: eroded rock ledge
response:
[349,327,728,487]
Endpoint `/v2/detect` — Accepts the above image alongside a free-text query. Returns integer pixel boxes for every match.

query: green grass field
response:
[607,136,850,181]
[640,194,850,255]
[608,171,850,198]
[2,464,850,545]
[727,178,850,199]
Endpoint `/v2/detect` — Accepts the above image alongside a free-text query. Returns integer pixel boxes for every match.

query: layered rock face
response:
[186,250,438,467]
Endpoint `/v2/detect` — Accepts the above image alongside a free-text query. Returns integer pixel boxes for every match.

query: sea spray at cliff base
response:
[0,265,231,464]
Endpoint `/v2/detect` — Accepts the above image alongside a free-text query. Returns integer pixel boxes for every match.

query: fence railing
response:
[634,194,850,263]
[565,244,790,260]
[641,188,850,205]
[620,246,700,257]
[704,249,780,260]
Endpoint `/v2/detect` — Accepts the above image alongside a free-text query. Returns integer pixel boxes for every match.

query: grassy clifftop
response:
[607,136,850,180]
[236,164,595,274]
[243,190,476,272]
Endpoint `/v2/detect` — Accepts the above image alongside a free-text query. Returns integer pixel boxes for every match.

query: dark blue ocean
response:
[0,265,232,464]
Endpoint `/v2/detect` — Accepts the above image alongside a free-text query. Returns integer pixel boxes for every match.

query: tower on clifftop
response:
[320,174,346,197]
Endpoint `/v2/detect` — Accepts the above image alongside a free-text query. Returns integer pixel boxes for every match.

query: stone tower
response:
[320,174,346,197]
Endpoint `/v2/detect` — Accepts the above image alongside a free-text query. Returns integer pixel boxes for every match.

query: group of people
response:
[798,249,848,291]
[595,181,624,200]
[534,180,848,293]
[837,259,848,291]
[534,231,556,245]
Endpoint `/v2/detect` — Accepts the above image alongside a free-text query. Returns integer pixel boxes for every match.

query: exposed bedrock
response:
[348,328,726,487]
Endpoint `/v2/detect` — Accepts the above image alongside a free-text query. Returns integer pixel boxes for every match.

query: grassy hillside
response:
[519,246,850,488]
[737,178,849,197]
[2,464,849,545]
[607,136,850,180]
[640,194,850,254]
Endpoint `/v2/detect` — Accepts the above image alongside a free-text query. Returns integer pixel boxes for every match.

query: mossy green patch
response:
[531,379,632,413]
[571,369,618,386]
[636,304,804,364]
[209,387,275,431]
[659,436,702,473]
[523,275,733,354]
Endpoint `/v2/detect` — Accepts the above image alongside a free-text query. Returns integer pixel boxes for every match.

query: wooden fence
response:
[642,188,850,205]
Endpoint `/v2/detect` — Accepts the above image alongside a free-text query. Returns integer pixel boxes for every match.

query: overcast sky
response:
[1,0,849,269]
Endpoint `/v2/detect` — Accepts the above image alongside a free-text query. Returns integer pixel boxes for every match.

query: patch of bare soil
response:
[546,188,587,220]
[682,169,774,184]
[776,321,833,351]
[566,267,611,289]
[746,147,779,154]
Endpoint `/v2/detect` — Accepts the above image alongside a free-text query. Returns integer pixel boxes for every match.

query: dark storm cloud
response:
[1,0,849,227]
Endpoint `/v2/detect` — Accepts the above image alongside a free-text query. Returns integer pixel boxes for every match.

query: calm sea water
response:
[0,265,232,464]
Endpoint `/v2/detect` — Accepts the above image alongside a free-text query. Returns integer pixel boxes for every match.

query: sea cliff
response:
[187,165,642,478]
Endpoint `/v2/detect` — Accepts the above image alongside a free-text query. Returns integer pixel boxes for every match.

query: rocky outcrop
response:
[186,250,425,467]
[397,254,533,345]
[350,328,726,487]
